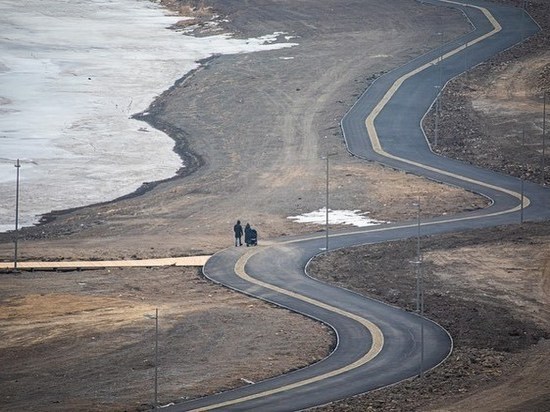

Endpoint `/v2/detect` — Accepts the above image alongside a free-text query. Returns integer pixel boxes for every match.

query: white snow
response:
[288,208,387,227]
[0,0,297,232]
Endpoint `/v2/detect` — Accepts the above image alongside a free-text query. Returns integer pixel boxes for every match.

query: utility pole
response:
[434,86,440,147]
[520,179,525,224]
[434,20,443,148]
[326,155,329,252]
[419,201,424,379]
[145,309,159,408]
[521,128,525,224]
[414,200,422,310]
[411,199,424,378]
[542,91,547,186]
[324,154,336,252]
[464,41,468,78]
[154,308,158,409]
[14,159,21,271]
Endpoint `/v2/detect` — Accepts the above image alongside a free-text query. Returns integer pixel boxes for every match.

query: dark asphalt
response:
[166,1,548,411]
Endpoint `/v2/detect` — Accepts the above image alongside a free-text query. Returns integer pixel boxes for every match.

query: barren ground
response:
[1,0,549,410]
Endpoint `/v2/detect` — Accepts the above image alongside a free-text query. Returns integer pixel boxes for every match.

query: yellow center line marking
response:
[365,0,529,214]
[189,248,384,411]
[191,2,519,410]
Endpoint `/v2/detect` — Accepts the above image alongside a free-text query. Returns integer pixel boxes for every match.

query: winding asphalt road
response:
[166,1,548,411]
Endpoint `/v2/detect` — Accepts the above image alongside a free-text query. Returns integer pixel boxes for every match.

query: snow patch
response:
[288,208,387,227]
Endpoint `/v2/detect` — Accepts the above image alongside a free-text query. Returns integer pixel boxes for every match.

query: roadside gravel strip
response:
[165,1,550,411]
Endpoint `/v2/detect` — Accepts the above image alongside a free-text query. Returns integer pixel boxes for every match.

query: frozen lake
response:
[0,0,296,232]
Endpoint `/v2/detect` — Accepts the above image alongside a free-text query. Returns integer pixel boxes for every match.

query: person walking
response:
[234,220,243,246]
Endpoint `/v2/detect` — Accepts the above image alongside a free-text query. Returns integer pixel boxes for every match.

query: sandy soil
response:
[1,0,549,410]
[0,266,333,410]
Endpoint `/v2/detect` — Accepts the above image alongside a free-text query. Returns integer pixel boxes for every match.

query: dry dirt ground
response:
[0,0,549,410]
[309,222,550,412]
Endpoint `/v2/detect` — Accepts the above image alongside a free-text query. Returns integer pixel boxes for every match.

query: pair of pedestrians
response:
[233,220,257,247]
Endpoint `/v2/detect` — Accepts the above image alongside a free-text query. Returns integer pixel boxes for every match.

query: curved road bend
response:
[167,1,548,411]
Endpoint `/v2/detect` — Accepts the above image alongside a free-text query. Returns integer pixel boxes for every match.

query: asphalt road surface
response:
[166,1,549,411]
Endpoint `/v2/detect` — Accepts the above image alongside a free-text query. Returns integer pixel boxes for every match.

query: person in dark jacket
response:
[234,220,243,246]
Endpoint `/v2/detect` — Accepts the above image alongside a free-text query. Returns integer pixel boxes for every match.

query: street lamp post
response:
[14,159,21,271]
[145,309,159,409]
[324,154,336,252]
[326,155,329,251]
[412,199,424,378]
[433,49,443,148]
[521,127,525,224]
[154,308,158,408]
[413,200,421,311]
[520,178,525,224]
[434,86,440,147]
[464,41,468,77]
[542,91,547,186]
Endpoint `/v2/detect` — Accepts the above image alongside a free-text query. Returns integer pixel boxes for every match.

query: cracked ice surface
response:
[0,0,296,232]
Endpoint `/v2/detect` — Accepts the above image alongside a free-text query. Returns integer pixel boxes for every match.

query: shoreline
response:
[4,0,546,244]
[0,0,296,236]
[35,55,221,228]
[1,15,301,236]
[0,0,191,232]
